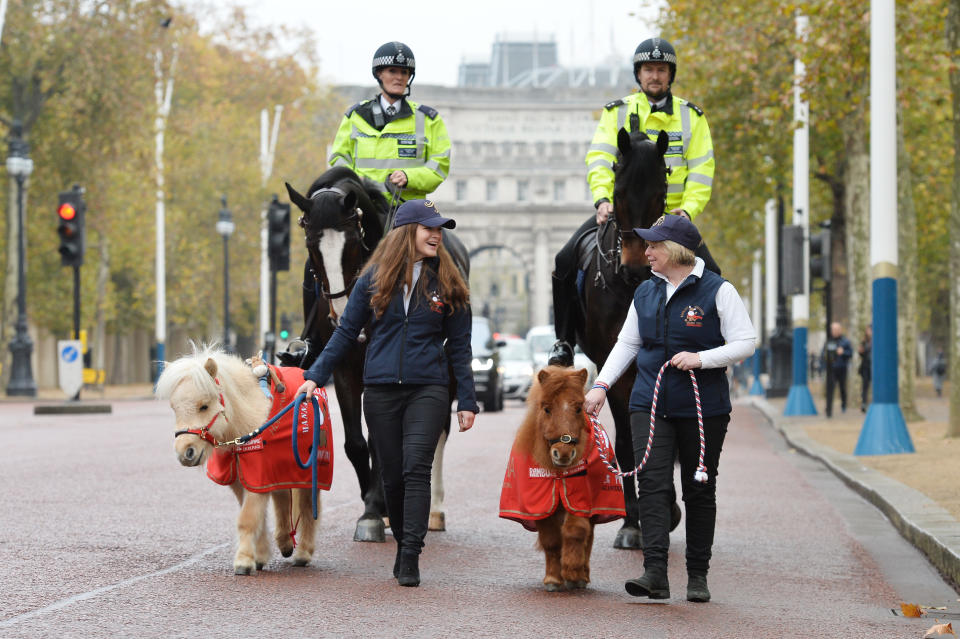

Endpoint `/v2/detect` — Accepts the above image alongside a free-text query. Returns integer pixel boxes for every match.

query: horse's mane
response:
[306,166,389,232]
[514,366,587,470]
[155,342,268,439]
[613,131,667,230]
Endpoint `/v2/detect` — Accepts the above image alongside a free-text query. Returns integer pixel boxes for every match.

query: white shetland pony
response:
[155,344,321,575]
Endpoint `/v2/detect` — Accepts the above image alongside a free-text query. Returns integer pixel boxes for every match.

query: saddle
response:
[573,227,599,301]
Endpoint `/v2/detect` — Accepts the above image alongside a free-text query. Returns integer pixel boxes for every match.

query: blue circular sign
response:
[61,345,79,362]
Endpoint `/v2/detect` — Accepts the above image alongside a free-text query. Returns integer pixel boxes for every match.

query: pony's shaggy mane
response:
[515,366,588,471]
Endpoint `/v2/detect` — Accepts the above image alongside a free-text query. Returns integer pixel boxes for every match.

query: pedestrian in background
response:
[823,322,853,417]
[583,215,755,603]
[931,350,947,398]
[858,324,872,412]
[296,200,477,588]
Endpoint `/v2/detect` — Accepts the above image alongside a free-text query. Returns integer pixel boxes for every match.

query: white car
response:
[525,325,598,390]
[499,336,535,400]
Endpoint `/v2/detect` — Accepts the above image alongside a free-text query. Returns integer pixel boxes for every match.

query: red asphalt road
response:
[0,393,952,638]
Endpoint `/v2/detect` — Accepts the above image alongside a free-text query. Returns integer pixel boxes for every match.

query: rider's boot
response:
[547,273,576,367]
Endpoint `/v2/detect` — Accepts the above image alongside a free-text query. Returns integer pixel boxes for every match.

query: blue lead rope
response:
[290,392,325,519]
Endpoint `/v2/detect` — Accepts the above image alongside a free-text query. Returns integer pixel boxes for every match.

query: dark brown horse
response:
[576,128,678,549]
[283,167,469,541]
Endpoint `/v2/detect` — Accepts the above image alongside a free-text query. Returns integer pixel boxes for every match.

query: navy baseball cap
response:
[633,214,701,251]
[393,199,456,229]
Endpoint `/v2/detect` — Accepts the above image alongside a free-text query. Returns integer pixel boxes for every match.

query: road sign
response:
[58,339,83,398]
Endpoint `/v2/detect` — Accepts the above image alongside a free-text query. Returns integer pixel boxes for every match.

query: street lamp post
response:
[216,196,234,352]
[6,121,36,397]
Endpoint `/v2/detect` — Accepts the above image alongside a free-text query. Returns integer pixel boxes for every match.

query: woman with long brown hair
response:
[296,199,477,587]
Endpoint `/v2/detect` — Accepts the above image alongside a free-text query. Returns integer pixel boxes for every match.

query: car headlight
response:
[472,358,494,371]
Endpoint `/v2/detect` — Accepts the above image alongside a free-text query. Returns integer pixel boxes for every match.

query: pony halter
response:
[173,377,229,447]
[591,360,708,483]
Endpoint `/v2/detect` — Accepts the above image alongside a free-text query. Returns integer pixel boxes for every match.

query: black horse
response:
[569,128,684,549]
[283,166,469,541]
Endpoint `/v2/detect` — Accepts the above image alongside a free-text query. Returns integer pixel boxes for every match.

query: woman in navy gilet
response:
[584,214,755,603]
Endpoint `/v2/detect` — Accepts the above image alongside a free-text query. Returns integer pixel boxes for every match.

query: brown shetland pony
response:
[515,366,594,591]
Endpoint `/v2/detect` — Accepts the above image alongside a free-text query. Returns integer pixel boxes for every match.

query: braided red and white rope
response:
[591,360,708,483]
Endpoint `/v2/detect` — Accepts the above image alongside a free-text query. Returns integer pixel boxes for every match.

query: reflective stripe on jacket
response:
[586,92,714,220]
[328,97,451,200]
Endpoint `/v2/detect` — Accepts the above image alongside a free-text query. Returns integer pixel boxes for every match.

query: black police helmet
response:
[372,41,416,90]
[633,37,677,85]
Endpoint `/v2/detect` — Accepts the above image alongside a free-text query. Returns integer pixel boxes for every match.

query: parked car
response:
[471,317,505,412]
[499,336,535,400]
[525,325,598,390]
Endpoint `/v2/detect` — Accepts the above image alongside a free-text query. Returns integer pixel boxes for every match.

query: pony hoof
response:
[544,582,565,592]
[354,517,386,543]
[428,511,446,531]
[256,562,265,571]
[613,526,643,550]
[564,580,587,590]
[234,564,255,576]
[279,546,294,558]
[292,557,310,567]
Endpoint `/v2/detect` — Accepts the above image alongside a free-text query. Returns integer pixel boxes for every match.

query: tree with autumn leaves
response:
[650,0,955,432]
[0,0,342,385]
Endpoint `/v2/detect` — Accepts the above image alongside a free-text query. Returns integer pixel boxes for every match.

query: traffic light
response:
[57,186,86,267]
[279,313,291,341]
[809,223,832,283]
[267,195,290,271]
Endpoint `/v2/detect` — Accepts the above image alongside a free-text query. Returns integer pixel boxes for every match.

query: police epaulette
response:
[604,99,625,110]
[683,100,704,116]
[344,101,365,117]
[417,104,439,119]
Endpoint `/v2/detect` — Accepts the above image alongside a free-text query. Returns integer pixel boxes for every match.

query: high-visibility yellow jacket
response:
[328,96,451,201]
[586,91,714,220]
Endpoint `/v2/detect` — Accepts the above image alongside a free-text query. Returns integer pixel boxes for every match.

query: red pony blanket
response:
[206,365,334,493]
[499,419,626,531]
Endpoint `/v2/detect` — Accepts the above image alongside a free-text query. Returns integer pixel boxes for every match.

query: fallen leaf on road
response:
[924,621,954,637]
[902,603,925,617]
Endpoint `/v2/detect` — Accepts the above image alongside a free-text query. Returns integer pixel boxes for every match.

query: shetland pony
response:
[156,345,327,575]
[499,366,625,591]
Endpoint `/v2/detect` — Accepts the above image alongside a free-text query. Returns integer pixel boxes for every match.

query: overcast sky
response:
[188,0,662,87]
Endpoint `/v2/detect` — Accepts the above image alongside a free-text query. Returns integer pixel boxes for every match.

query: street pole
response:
[6,122,36,396]
[856,0,914,454]
[767,193,793,398]
[259,105,282,361]
[785,12,817,415]
[750,249,765,396]
[216,196,235,353]
[154,40,178,379]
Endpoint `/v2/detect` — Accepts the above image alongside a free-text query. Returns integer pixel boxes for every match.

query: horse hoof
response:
[279,546,294,558]
[564,580,587,590]
[669,501,682,532]
[354,517,386,543]
[428,511,446,531]
[234,564,254,576]
[544,582,564,592]
[292,557,310,567]
[255,562,265,571]
[613,526,643,550]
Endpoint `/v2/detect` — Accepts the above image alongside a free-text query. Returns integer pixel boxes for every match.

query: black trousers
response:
[363,384,448,555]
[826,367,849,415]
[631,411,729,575]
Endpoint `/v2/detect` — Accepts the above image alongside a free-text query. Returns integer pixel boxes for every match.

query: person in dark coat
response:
[858,324,872,412]
[296,199,477,587]
[824,321,853,416]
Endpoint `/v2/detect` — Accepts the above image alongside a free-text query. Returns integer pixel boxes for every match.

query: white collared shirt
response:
[402,261,423,313]
[596,258,757,388]
[380,94,401,113]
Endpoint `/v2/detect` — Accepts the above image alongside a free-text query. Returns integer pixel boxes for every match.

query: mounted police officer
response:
[328,41,451,204]
[548,37,718,366]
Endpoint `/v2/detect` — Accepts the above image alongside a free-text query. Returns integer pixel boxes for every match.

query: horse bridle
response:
[173,377,228,447]
[302,186,372,303]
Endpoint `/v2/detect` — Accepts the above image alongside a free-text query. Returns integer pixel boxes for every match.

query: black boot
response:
[397,550,420,587]
[686,572,710,603]
[547,340,575,367]
[625,566,670,599]
[393,544,402,579]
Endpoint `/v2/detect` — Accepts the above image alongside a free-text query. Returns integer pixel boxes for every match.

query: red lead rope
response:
[591,360,708,483]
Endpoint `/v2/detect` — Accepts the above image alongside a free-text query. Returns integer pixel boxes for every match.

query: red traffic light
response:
[58,203,76,221]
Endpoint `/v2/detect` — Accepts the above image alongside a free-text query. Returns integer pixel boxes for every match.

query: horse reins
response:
[591,360,709,484]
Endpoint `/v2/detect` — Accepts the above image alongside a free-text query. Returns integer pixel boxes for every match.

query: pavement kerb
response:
[746,396,960,589]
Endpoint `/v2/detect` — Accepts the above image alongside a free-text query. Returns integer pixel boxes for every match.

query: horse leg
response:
[292,488,318,566]
[334,364,386,542]
[234,491,269,575]
[272,489,295,558]
[254,508,271,570]
[428,427,448,531]
[561,512,591,590]
[607,385,643,550]
[535,510,564,591]
[584,522,595,584]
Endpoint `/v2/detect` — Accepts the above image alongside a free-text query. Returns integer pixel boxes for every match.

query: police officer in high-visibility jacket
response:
[328,41,451,204]
[548,37,718,367]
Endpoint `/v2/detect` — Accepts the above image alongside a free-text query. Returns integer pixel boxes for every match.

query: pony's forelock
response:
[154,342,225,401]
